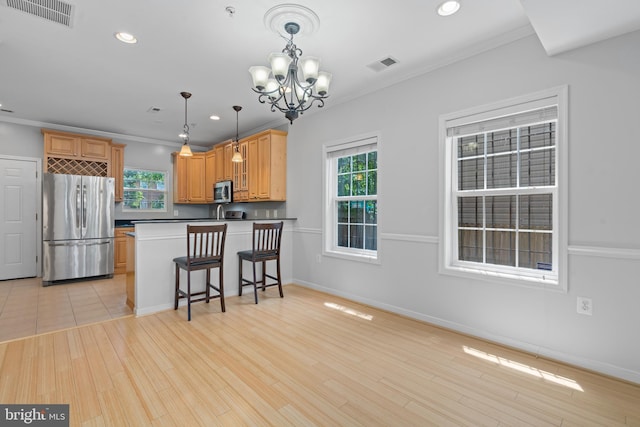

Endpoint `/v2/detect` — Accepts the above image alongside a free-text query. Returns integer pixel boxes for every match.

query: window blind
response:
[447,100,558,137]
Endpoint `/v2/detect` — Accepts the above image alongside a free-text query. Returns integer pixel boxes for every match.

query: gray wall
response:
[286,32,640,383]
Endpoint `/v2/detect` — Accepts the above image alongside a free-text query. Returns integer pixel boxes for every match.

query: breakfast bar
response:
[128,219,295,316]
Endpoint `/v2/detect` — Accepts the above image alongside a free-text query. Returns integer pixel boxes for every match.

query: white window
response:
[123,168,167,212]
[439,87,567,289]
[324,134,379,262]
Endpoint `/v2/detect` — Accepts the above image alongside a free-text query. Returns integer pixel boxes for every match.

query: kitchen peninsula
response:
[127,218,295,315]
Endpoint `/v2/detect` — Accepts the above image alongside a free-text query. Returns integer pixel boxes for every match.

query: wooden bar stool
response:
[238,221,283,304]
[173,224,227,320]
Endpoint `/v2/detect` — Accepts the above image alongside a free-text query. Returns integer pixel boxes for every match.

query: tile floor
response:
[0,274,133,342]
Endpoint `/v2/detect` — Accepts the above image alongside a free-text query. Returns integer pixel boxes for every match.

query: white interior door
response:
[0,158,37,280]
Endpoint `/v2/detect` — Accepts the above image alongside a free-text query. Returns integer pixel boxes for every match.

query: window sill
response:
[323,250,380,265]
[439,264,564,292]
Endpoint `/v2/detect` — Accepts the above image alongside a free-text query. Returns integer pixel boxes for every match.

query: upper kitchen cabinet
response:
[205,149,216,203]
[223,142,233,180]
[172,152,207,204]
[110,143,125,202]
[213,144,225,184]
[247,129,287,201]
[172,129,286,204]
[42,129,126,199]
[44,130,110,161]
[232,140,249,202]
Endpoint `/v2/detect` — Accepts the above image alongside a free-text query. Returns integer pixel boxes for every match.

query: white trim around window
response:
[438,86,568,291]
[323,132,381,264]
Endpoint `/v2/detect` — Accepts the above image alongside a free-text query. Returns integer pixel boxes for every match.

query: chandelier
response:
[249,21,331,124]
[178,91,193,157]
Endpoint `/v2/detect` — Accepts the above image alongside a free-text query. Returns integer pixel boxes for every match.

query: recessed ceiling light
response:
[437,0,460,16]
[209,115,220,120]
[115,32,137,44]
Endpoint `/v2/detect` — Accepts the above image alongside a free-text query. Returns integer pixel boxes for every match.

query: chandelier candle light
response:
[178,91,193,157]
[249,21,331,124]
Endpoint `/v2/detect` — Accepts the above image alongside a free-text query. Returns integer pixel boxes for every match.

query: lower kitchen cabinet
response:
[114,227,134,274]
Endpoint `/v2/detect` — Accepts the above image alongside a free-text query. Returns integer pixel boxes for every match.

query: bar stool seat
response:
[174,224,227,320]
[238,221,284,304]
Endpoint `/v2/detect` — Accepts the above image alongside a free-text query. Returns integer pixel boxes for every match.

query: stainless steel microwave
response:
[214,180,233,203]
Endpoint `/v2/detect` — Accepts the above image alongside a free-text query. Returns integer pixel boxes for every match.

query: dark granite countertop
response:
[115,218,296,227]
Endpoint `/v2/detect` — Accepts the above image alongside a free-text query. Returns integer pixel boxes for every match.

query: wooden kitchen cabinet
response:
[42,129,120,178]
[81,137,110,160]
[114,227,134,275]
[44,131,110,161]
[184,129,286,204]
[223,142,233,180]
[232,140,249,202]
[205,149,216,203]
[247,129,287,201]
[172,152,207,204]
[214,144,225,184]
[110,143,125,202]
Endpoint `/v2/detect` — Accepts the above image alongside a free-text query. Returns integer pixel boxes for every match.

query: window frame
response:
[439,86,568,291]
[122,167,168,212]
[323,133,380,264]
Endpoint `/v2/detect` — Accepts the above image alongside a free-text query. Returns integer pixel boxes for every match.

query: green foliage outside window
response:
[123,168,167,211]
[336,150,377,251]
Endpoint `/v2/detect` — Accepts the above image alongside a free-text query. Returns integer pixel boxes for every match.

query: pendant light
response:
[178,91,193,157]
[231,105,243,163]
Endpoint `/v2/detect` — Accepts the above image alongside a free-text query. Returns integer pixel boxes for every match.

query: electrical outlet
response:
[316,254,322,263]
[577,297,593,316]
[173,209,179,216]
[273,209,278,218]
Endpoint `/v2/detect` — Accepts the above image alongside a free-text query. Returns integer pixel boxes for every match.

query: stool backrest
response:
[252,221,283,257]
[186,224,227,266]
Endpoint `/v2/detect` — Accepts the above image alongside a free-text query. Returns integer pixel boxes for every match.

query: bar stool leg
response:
[252,258,258,304]
[219,264,226,312]
[174,264,180,310]
[238,256,243,296]
[205,269,211,303]
[187,271,192,321]
[277,256,283,298]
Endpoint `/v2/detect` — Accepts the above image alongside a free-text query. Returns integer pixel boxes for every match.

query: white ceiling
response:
[1,0,639,148]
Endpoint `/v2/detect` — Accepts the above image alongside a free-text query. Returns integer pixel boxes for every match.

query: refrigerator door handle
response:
[82,184,88,234]
[47,240,112,247]
[76,184,81,230]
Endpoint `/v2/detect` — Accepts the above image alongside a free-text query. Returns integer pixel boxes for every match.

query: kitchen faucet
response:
[216,204,224,220]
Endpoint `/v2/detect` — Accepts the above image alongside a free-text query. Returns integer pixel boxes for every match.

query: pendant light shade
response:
[231,105,243,163]
[179,142,193,157]
[178,91,193,157]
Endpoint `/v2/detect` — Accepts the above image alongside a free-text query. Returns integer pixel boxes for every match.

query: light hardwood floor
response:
[0,275,133,342]
[0,284,638,426]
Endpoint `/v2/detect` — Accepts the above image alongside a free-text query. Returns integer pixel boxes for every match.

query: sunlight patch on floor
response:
[324,302,373,321]
[463,346,583,391]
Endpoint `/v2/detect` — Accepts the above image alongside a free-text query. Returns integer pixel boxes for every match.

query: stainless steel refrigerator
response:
[42,173,114,285]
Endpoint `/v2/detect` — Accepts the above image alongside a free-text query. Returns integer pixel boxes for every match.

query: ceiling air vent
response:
[367,56,398,72]
[5,0,74,27]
